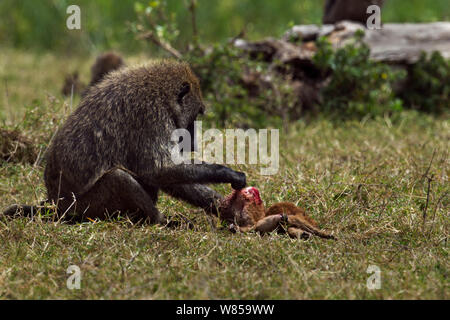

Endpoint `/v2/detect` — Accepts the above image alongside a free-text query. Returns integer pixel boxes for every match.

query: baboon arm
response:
[161,184,223,215]
[141,163,246,190]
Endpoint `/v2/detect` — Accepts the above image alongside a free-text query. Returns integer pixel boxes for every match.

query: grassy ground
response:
[0,49,449,299]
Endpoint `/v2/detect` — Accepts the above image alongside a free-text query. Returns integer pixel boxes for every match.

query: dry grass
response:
[0,49,448,299]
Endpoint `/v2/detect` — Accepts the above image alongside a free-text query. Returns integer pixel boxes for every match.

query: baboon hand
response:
[231,171,246,190]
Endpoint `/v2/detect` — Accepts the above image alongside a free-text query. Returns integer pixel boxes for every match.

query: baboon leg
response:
[161,184,223,215]
[76,168,164,224]
[287,227,311,240]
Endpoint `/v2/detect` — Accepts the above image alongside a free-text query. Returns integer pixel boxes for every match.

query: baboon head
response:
[143,61,206,152]
[62,71,85,96]
[163,61,206,131]
[90,52,125,86]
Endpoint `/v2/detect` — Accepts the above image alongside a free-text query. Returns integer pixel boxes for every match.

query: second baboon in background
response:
[61,71,86,96]
[323,0,385,25]
[88,51,125,87]
[61,52,124,97]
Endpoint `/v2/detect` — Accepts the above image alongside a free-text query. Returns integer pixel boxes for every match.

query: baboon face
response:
[173,78,206,130]
[171,69,206,151]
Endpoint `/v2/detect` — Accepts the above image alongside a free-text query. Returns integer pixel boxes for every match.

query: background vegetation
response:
[0,0,449,53]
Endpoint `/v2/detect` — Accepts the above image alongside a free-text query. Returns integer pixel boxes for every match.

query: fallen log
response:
[232,22,449,118]
[284,21,450,64]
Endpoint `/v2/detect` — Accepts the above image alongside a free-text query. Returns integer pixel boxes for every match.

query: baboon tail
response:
[3,204,38,217]
[2,201,48,218]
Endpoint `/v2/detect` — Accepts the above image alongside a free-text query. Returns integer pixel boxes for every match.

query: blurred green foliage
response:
[188,44,268,127]
[1,0,449,53]
[1,0,448,126]
[400,52,450,114]
[189,44,294,128]
[313,32,406,119]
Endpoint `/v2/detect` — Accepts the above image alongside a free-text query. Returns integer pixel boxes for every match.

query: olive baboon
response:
[323,0,385,25]
[61,71,86,97]
[88,52,125,87]
[4,60,246,223]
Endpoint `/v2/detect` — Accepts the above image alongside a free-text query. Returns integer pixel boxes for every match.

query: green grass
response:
[0,49,449,299]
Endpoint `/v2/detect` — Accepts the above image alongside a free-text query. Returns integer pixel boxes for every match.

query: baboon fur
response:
[323,0,385,25]
[5,60,246,223]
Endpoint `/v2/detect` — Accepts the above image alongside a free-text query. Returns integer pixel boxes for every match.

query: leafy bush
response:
[188,44,269,128]
[189,46,303,128]
[313,32,406,119]
[399,51,449,114]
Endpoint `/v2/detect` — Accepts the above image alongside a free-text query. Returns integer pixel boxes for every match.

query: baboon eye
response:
[177,82,190,105]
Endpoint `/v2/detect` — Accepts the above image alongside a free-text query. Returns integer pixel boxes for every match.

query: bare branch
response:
[137,31,183,59]
[185,0,198,46]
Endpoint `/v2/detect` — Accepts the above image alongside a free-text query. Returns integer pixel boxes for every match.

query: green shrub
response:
[400,51,449,114]
[188,44,272,128]
[313,31,406,120]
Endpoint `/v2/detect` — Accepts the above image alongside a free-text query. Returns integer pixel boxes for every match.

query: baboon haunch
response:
[88,52,125,87]
[220,187,336,240]
[323,0,385,25]
[4,60,246,223]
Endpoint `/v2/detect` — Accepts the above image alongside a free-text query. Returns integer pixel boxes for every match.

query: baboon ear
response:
[177,82,191,105]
